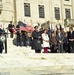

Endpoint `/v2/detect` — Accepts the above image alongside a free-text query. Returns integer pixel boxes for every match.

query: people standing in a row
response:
[8,21,74,54]
[17,23,74,53]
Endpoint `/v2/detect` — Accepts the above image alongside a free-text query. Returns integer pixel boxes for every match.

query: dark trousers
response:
[58,43,65,53]
[10,32,13,38]
[22,40,26,46]
[17,35,21,46]
[31,41,35,50]
[69,42,74,53]
[63,44,69,53]
[35,50,41,53]
[29,37,32,46]
[70,47,74,53]
[51,45,57,53]
[0,50,2,53]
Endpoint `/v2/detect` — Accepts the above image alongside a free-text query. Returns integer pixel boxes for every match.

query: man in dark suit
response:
[32,26,42,53]
[8,21,14,38]
[56,29,65,53]
[68,27,74,53]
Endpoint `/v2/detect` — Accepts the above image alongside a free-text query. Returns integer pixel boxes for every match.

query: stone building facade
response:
[0,0,74,28]
[0,0,14,28]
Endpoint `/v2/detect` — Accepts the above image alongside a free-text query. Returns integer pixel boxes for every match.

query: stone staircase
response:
[0,36,74,75]
[0,54,74,75]
[5,36,35,54]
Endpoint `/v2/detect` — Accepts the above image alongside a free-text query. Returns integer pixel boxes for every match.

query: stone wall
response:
[0,0,14,28]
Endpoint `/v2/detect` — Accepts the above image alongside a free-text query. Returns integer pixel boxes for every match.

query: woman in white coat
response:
[42,29,50,53]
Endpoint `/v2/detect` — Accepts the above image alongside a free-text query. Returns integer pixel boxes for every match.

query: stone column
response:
[13,0,17,26]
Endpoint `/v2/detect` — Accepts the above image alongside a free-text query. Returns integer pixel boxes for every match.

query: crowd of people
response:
[32,26,74,53]
[8,21,74,53]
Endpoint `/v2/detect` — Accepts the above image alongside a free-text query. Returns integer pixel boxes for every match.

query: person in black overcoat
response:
[32,26,42,53]
[16,24,21,46]
[68,27,74,53]
[63,32,69,53]
[0,28,4,53]
[21,31,26,46]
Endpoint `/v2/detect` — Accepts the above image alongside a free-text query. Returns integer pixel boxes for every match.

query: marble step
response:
[0,54,74,75]
[0,65,74,75]
[1,37,74,75]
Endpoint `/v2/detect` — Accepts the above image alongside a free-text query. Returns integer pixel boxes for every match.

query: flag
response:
[26,25,34,32]
[18,21,26,27]
[20,25,34,32]
[18,21,34,32]
[10,28,17,34]
[20,26,29,32]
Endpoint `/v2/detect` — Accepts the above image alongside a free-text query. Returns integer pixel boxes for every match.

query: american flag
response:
[20,26,29,32]
[20,25,34,32]
[11,21,34,33]
[10,28,17,34]
[18,21,34,32]
[18,21,26,27]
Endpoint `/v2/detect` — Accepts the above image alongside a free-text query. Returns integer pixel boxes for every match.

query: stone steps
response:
[0,37,74,75]
[0,54,74,75]
[6,37,35,54]
[0,64,73,75]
